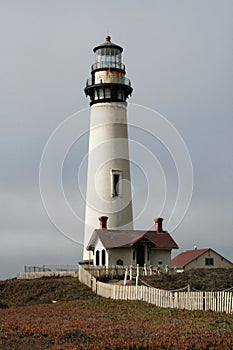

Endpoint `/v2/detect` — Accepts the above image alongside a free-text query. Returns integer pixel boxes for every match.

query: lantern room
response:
[84,36,133,105]
[92,35,124,71]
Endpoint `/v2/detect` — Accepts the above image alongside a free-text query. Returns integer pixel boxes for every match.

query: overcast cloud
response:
[0,0,232,279]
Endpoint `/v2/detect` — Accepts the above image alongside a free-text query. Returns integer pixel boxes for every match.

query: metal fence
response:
[24,265,78,273]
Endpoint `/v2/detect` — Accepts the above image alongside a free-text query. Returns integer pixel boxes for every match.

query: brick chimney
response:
[99,216,108,229]
[155,217,163,232]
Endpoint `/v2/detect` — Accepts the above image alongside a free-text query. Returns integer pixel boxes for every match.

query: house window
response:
[96,250,100,266]
[102,249,106,266]
[205,258,214,266]
[116,259,123,266]
[111,170,122,197]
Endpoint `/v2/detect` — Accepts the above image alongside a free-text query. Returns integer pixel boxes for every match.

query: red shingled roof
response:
[87,229,178,250]
[171,248,209,268]
[145,231,178,249]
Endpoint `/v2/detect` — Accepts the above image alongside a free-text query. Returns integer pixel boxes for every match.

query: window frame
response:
[205,257,214,266]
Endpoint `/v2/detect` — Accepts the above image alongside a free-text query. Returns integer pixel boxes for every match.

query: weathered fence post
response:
[136,264,139,287]
[124,267,128,286]
[129,265,132,280]
[137,264,139,277]
[203,291,206,311]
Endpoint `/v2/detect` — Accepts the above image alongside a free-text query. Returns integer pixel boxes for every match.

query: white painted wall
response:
[83,102,133,259]
[108,247,132,266]
[90,239,173,268]
[93,237,109,266]
[149,249,171,268]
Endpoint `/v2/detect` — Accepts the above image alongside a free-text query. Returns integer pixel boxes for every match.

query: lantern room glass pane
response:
[94,47,122,69]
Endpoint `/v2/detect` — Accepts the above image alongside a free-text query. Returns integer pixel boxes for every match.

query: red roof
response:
[171,249,209,268]
[87,229,178,250]
[145,231,178,249]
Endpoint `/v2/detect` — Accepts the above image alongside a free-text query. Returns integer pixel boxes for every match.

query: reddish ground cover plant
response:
[1,294,233,349]
[0,276,233,349]
[0,277,95,307]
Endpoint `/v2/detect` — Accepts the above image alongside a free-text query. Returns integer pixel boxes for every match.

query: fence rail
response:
[17,265,78,279]
[79,265,233,314]
[24,265,78,273]
[81,264,164,279]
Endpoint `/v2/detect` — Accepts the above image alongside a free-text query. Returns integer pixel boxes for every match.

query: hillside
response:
[0,273,233,349]
[141,268,233,291]
[0,268,232,309]
[0,277,97,308]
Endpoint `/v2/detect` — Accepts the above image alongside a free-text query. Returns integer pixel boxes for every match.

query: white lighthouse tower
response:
[83,36,133,259]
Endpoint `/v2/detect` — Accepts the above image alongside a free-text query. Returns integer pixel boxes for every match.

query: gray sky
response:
[1,0,232,279]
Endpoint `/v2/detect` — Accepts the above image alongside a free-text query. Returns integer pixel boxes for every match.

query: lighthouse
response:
[83,36,133,260]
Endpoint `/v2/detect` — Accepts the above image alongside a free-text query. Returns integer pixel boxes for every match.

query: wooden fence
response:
[17,264,78,279]
[79,265,149,279]
[79,265,233,314]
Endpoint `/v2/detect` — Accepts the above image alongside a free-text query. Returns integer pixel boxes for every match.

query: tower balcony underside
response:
[85,83,133,105]
[86,75,131,87]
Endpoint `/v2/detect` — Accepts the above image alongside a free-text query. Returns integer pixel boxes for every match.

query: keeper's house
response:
[86,216,178,268]
[171,248,233,272]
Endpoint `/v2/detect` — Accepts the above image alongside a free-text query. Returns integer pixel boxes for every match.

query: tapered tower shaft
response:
[83,36,133,259]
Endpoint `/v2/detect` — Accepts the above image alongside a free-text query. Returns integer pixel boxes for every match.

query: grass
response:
[141,268,233,291]
[0,271,232,349]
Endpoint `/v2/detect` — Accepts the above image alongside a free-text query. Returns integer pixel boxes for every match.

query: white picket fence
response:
[79,265,233,314]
